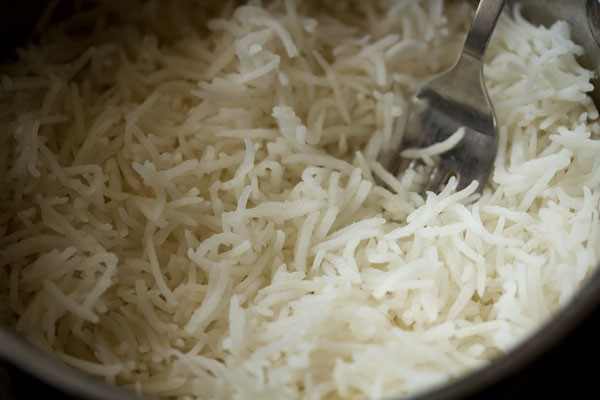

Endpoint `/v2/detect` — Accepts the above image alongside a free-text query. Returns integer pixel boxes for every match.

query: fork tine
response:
[377,0,503,195]
[426,164,454,193]
[456,173,477,192]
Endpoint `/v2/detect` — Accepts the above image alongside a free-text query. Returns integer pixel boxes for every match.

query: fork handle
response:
[463,0,506,60]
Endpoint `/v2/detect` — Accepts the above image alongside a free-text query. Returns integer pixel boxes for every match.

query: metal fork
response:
[378,0,506,193]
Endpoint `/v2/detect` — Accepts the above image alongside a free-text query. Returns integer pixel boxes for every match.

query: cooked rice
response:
[0,0,599,399]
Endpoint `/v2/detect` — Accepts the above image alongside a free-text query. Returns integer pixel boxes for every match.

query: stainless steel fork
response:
[378,0,506,193]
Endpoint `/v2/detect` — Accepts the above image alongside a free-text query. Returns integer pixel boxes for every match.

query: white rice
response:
[0,1,599,399]
[401,127,466,166]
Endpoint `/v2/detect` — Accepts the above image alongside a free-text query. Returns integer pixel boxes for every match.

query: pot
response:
[0,1,599,399]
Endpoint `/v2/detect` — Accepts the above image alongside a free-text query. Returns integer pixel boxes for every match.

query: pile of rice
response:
[1,0,599,398]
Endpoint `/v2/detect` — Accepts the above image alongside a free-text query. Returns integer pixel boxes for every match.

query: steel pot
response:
[0,1,599,399]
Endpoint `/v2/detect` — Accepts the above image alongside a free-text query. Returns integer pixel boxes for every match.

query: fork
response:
[378,0,506,193]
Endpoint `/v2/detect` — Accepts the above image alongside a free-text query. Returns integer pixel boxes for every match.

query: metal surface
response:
[0,321,144,400]
[379,0,505,193]
[0,360,14,400]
